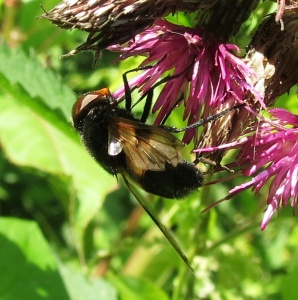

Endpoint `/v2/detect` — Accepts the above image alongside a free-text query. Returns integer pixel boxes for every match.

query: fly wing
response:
[108,131,123,156]
[108,117,185,171]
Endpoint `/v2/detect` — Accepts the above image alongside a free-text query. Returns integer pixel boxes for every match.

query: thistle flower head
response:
[206,108,298,230]
[111,20,261,144]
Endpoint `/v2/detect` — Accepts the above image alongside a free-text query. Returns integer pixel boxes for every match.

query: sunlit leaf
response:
[0,217,69,300]
[0,46,117,241]
[60,265,117,300]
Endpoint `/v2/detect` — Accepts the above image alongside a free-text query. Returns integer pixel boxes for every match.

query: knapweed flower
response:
[111,19,261,147]
[199,108,298,230]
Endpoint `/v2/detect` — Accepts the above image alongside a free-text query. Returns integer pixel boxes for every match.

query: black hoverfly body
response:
[72,87,204,199]
[72,84,243,269]
[72,83,243,199]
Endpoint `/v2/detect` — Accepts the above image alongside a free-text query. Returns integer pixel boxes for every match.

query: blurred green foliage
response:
[0,1,298,299]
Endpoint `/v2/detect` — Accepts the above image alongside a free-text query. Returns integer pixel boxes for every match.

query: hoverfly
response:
[72,73,243,269]
[72,87,204,198]
[72,86,243,198]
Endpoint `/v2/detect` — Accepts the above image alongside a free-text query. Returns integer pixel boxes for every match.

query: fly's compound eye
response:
[72,88,115,131]
[72,88,113,119]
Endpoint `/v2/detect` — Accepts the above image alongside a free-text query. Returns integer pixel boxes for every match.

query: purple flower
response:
[200,108,298,230]
[110,19,259,143]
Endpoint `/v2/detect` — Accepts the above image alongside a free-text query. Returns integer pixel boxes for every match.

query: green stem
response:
[172,185,211,300]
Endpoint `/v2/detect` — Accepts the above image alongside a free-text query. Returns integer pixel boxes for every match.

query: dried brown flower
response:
[276,0,298,24]
[248,11,298,106]
[196,11,298,166]
[42,0,216,55]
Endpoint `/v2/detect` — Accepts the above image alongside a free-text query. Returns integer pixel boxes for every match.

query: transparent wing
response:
[108,117,184,171]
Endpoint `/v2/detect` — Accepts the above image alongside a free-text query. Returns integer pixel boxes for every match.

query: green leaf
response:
[0,45,117,239]
[0,217,70,300]
[0,43,74,121]
[108,273,169,300]
[0,93,115,232]
[60,266,117,300]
